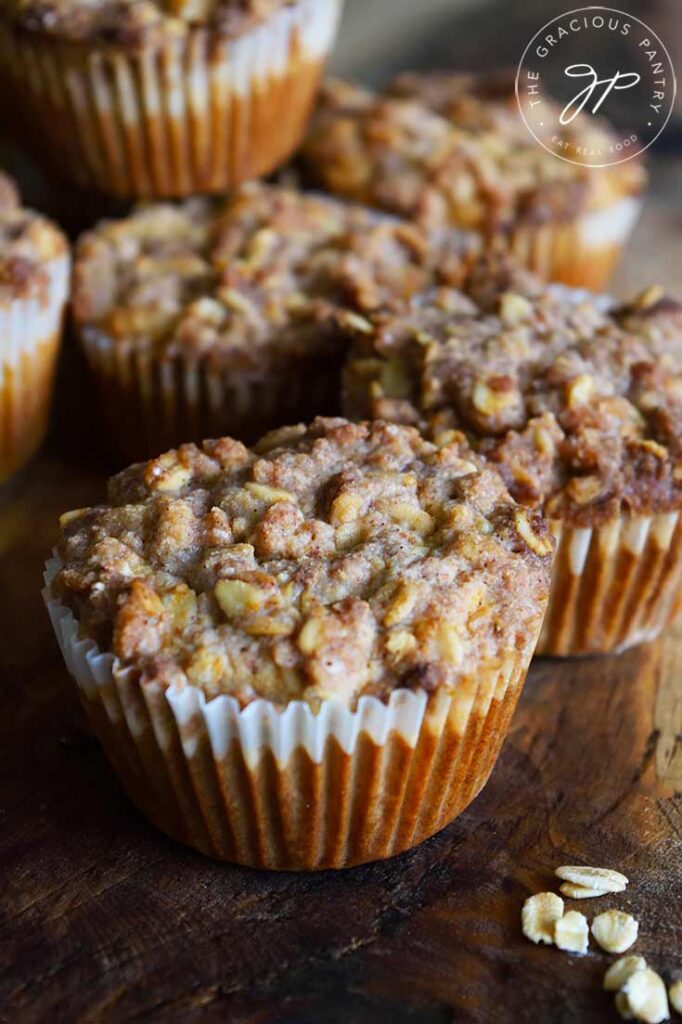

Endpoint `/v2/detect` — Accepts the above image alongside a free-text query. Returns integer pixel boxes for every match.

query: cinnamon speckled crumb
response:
[52,418,551,708]
[72,182,477,367]
[342,262,682,527]
[301,74,645,232]
[0,196,68,303]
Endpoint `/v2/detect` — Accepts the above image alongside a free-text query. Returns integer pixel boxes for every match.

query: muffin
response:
[342,264,682,656]
[0,0,343,198]
[72,182,478,462]
[0,175,70,484]
[300,73,646,291]
[43,417,551,869]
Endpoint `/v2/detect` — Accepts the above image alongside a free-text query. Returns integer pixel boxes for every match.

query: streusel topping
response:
[342,266,682,525]
[73,183,477,367]
[52,418,551,707]
[3,0,294,45]
[0,203,68,304]
[301,75,645,232]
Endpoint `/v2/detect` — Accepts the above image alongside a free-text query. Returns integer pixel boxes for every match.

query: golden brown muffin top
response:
[72,182,477,368]
[0,193,68,305]
[2,0,295,44]
[300,75,646,232]
[342,263,682,526]
[52,417,551,708]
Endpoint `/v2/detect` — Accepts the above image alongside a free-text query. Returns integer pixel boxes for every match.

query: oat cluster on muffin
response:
[52,418,552,708]
[300,73,645,288]
[302,73,645,233]
[0,201,68,303]
[72,182,478,458]
[341,261,682,655]
[342,268,682,528]
[74,183,476,357]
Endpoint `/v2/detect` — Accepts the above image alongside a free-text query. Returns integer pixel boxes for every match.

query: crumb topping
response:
[3,0,295,45]
[52,417,551,708]
[72,182,477,367]
[342,264,682,525]
[301,75,646,232]
[0,200,68,304]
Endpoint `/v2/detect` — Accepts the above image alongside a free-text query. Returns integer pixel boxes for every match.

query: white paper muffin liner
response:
[508,196,641,290]
[0,253,70,483]
[43,556,533,869]
[79,330,344,461]
[0,0,342,198]
[537,511,682,656]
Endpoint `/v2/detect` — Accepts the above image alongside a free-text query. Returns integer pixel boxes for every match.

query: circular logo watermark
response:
[515,6,676,167]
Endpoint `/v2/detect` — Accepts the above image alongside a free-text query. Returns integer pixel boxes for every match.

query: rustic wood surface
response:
[0,144,681,1024]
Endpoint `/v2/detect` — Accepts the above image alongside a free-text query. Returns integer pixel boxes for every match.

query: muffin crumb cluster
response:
[72,182,479,455]
[52,417,551,707]
[73,182,477,360]
[301,73,645,233]
[342,265,682,525]
[0,202,68,303]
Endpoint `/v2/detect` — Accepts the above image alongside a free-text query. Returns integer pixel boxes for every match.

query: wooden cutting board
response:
[1,160,681,1023]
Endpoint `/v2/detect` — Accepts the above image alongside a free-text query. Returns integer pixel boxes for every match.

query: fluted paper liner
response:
[79,332,343,461]
[43,557,531,869]
[538,511,682,656]
[0,0,342,198]
[508,196,641,290]
[0,254,70,484]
